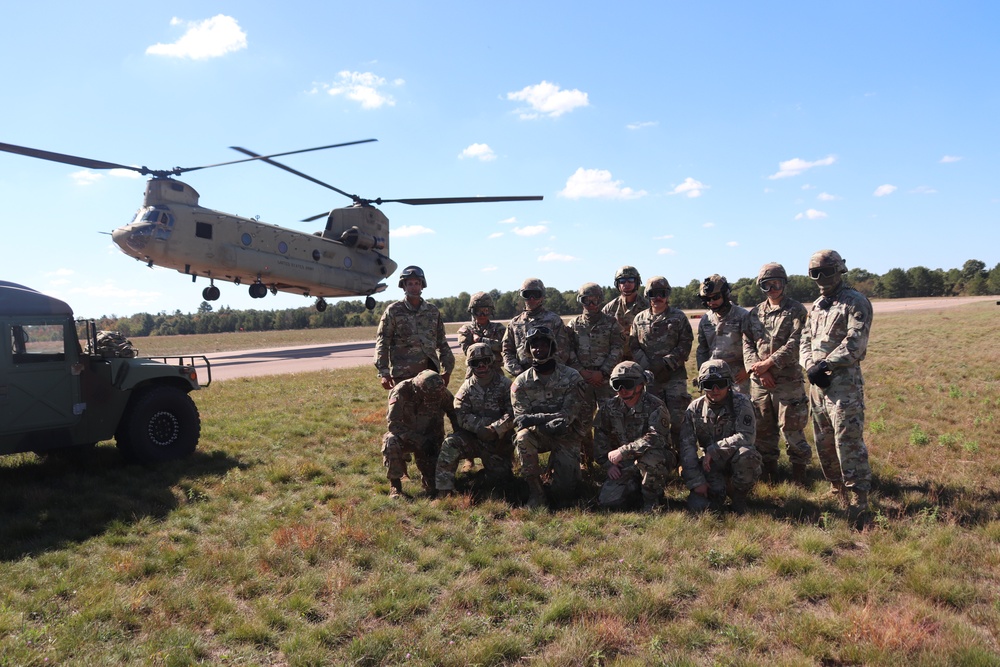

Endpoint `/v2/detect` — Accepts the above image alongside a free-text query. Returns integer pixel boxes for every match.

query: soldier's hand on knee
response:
[380,376,395,390]
[608,464,622,480]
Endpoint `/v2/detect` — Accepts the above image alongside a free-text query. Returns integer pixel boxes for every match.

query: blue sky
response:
[1,2,996,319]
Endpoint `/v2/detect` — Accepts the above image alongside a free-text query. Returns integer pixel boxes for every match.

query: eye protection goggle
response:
[469,358,492,368]
[647,289,669,299]
[616,277,637,284]
[521,290,543,300]
[579,295,601,306]
[702,293,724,303]
[700,379,728,391]
[809,266,838,279]
[472,308,492,317]
[759,280,785,292]
[610,377,639,391]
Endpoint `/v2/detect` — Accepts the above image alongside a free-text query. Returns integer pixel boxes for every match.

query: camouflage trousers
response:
[809,380,871,492]
[598,448,676,510]
[703,446,762,497]
[435,430,514,491]
[649,381,690,454]
[580,380,613,461]
[381,432,441,488]
[750,380,812,466]
[514,427,582,503]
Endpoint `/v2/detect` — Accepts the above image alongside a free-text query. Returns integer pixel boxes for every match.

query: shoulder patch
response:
[742,413,753,426]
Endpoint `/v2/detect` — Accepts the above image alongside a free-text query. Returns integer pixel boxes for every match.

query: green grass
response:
[1,302,999,664]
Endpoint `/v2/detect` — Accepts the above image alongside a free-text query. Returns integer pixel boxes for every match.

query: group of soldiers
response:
[373,249,873,518]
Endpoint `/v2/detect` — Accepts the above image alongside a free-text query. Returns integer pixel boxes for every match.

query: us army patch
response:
[743,414,753,426]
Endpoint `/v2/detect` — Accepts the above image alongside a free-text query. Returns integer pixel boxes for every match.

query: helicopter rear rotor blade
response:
[231,147,360,203]
[185,139,377,172]
[376,195,544,206]
[0,141,144,174]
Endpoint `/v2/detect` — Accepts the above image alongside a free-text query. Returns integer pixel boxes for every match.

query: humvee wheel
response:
[116,386,201,464]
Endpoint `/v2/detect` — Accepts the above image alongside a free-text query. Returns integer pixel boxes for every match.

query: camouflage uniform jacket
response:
[743,296,808,385]
[696,302,750,373]
[594,391,670,466]
[510,363,587,435]
[454,372,515,438]
[800,284,873,382]
[630,307,694,387]
[374,298,456,380]
[386,379,458,445]
[602,294,650,336]
[679,392,756,490]
[568,311,625,377]
[457,321,507,373]
[501,308,572,376]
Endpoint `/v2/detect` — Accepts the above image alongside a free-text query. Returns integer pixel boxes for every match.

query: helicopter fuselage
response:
[111,177,397,300]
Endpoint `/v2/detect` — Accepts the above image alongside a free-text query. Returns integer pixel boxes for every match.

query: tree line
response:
[95,259,1000,338]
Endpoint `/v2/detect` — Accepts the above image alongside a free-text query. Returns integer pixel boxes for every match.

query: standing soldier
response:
[457,291,507,377]
[602,266,649,360]
[680,360,762,513]
[381,370,458,499]
[511,326,588,508]
[800,249,873,519]
[568,282,625,464]
[630,275,694,450]
[374,265,455,390]
[435,343,515,496]
[501,278,572,377]
[594,361,674,512]
[696,274,751,394]
[743,262,811,484]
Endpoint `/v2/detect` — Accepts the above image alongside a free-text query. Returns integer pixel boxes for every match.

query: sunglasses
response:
[701,379,728,391]
[703,293,723,302]
[647,289,669,299]
[473,308,492,317]
[521,290,543,300]
[470,358,491,368]
[610,377,638,391]
[759,280,784,293]
[616,277,637,284]
[809,266,838,279]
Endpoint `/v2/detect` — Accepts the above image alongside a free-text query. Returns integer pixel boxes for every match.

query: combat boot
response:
[848,489,869,523]
[830,482,849,508]
[421,476,436,497]
[526,477,546,509]
[388,479,404,499]
[729,492,749,515]
[791,463,808,487]
[763,459,779,483]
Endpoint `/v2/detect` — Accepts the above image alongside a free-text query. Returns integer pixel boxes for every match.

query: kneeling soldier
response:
[595,361,674,512]
[435,343,515,495]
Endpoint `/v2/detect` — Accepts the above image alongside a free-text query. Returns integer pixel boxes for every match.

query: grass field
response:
[1,302,999,665]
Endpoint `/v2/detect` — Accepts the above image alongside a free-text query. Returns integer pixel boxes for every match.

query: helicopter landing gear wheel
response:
[249,283,267,299]
[202,285,221,301]
[365,296,376,311]
[315,298,328,312]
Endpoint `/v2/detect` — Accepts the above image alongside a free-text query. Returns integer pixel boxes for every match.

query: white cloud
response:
[817,192,839,201]
[538,252,577,262]
[726,241,739,247]
[498,216,517,224]
[394,225,435,237]
[459,143,496,161]
[558,168,646,200]
[801,184,815,190]
[506,81,589,119]
[110,168,142,179]
[768,155,836,179]
[669,177,709,198]
[794,209,828,220]
[657,248,677,255]
[626,121,658,130]
[702,222,715,228]
[873,184,897,197]
[482,265,498,272]
[513,225,547,237]
[146,15,247,60]
[654,234,674,240]
[315,71,399,109]
[487,232,503,239]
[71,170,102,186]
[940,155,962,163]
[910,185,937,194]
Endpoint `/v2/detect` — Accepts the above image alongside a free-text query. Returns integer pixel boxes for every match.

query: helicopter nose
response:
[112,224,151,252]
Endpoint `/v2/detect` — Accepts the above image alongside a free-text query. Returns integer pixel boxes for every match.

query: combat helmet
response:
[577,282,604,305]
[609,360,646,392]
[468,291,495,314]
[525,325,557,363]
[699,274,731,304]
[697,359,733,389]
[757,262,788,286]
[398,265,427,289]
[413,369,445,394]
[521,277,545,293]
[808,249,848,278]
[645,276,672,297]
[466,342,494,367]
[614,265,641,287]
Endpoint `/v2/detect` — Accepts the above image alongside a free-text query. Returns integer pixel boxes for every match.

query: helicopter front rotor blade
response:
[179,139,378,173]
[231,147,359,202]
[0,141,142,173]
[301,212,329,223]
[376,195,544,205]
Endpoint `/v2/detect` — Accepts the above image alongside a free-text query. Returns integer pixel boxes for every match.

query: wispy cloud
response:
[70,170,103,186]
[506,81,589,119]
[482,265,498,272]
[146,15,247,59]
[669,177,709,198]
[558,168,646,199]
[873,184,897,197]
[487,232,503,239]
[726,241,739,247]
[312,71,401,109]
[459,143,496,161]
[538,252,578,262]
[394,225,434,237]
[795,209,828,220]
[768,155,836,179]
[657,248,677,255]
[626,121,658,130]
[940,155,962,163]
[702,222,715,229]
[910,185,937,194]
[513,225,547,237]
[654,234,674,240]
[498,216,517,224]
[817,192,839,201]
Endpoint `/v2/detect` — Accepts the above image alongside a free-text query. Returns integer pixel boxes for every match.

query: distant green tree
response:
[785,275,820,303]
[197,301,213,313]
[987,263,1000,296]
[877,268,912,298]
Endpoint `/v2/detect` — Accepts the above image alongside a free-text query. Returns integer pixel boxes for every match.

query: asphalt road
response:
[200,295,996,383]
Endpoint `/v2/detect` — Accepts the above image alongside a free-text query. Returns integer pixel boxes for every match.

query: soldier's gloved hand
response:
[806,360,832,388]
[514,414,545,430]
[541,418,569,436]
[476,426,498,442]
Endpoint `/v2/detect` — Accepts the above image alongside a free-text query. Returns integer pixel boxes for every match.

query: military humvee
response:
[0,281,209,464]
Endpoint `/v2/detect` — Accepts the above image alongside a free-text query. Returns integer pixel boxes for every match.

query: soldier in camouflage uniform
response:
[457,291,507,378]
[680,360,762,513]
[568,282,625,463]
[742,262,812,484]
[501,278,572,377]
[800,249,873,517]
[381,370,459,498]
[511,326,588,508]
[696,274,751,394]
[602,266,649,361]
[435,343,515,495]
[374,265,455,390]
[594,361,674,512]
[629,276,694,451]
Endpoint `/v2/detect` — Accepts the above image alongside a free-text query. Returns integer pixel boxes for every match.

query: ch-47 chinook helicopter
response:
[0,140,542,311]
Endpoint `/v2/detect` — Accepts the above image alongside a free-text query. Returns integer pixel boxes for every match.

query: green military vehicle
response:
[0,281,209,464]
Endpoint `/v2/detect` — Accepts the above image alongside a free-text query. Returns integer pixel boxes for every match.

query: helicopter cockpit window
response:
[196,222,213,239]
[10,323,66,364]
